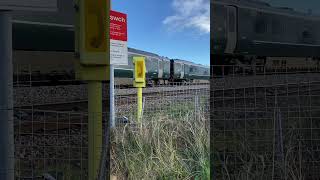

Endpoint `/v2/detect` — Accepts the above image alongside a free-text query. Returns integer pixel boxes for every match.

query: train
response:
[113,48,209,85]
[10,0,209,86]
[211,0,320,74]
[13,48,209,86]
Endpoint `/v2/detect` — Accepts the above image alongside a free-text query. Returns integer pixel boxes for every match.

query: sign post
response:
[74,0,109,179]
[110,10,128,128]
[0,1,56,179]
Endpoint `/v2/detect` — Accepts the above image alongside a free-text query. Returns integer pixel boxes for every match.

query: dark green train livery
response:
[170,59,209,82]
[211,0,320,75]
[114,48,171,85]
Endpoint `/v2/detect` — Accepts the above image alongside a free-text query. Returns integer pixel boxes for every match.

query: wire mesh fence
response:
[211,65,320,180]
[14,109,90,179]
[112,82,209,179]
[13,65,210,179]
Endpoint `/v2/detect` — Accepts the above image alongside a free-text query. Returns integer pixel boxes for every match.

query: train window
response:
[255,14,267,34]
[159,60,164,70]
[272,18,282,34]
[150,58,158,72]
[164,61,170,73]
[302,29,313,42]
[145,58,150,70]
[175,63,182,73]
[204,69,209,75]
[302,30,310,38]
[184,64,189,74]
[128,54,134,68]
[193,66,199,74]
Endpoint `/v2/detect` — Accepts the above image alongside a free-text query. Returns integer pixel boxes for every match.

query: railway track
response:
[14,83,209,133]
[14,83,209,107]
[13,79,209,87]
[15,87,209,111]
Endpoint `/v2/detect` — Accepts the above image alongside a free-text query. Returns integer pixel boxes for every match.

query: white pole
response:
[0,10,14,180]
[110,65,115,128]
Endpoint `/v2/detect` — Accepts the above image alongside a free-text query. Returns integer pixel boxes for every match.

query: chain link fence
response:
[13,66,210,179]
[211,65,320,180]
[112,82,209,179]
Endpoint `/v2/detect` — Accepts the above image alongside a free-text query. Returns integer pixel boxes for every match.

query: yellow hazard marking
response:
[84,0,107,52]
[134,57,146,84]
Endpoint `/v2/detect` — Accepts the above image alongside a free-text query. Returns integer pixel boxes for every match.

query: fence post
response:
[0,10,14,180]
[110,65,115,128]
[195,95,199,120]
[273,90,285,179]
[88,82,103,180]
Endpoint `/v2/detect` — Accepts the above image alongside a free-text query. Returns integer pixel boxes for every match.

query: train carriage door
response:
[158,59,163,78]
[224,6,237,54]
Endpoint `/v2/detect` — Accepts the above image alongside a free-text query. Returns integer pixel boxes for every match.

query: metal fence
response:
[111,82,210,179]
[13,63,320,179]
[211,65,320,180]
[12,67,210,179]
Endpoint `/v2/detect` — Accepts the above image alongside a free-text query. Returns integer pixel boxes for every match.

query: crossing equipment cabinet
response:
[133,57,146,88]
[76,0,110,66]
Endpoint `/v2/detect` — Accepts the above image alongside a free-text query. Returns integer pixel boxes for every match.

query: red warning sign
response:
[110,10,127,41]
[110,10,128,65]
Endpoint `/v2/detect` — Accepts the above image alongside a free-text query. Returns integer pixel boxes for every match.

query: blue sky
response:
[112,0,210,65]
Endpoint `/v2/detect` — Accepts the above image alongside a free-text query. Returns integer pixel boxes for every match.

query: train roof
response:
[160,56,171,62]
[213,0,320,20]
[172,59,209,68]
[128,48,160,58]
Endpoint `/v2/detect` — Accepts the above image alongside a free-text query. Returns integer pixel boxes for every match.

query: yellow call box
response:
[76,0,110,65]
[133,57,146,87]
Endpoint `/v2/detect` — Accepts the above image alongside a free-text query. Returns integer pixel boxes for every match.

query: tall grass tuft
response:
[111,107,209,180]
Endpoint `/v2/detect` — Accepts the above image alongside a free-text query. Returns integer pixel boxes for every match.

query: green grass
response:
[111,106,210,180]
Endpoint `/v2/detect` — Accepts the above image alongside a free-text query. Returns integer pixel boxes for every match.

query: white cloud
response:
[163,0,210,34]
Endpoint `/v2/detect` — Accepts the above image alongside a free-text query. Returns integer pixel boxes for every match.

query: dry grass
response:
[111,107,209,180]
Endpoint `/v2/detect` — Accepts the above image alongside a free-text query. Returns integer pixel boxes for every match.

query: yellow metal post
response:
[88,81,102,180]
[137,87,143,122]
[133,57,146,123]
[74,0,110,179]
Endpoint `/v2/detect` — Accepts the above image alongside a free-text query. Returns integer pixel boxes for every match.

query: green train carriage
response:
[171,59,210,82]
[114,48,171,86]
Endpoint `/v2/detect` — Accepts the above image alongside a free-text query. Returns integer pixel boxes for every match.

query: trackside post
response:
[74,0,110,179]
[133,57,146,122]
